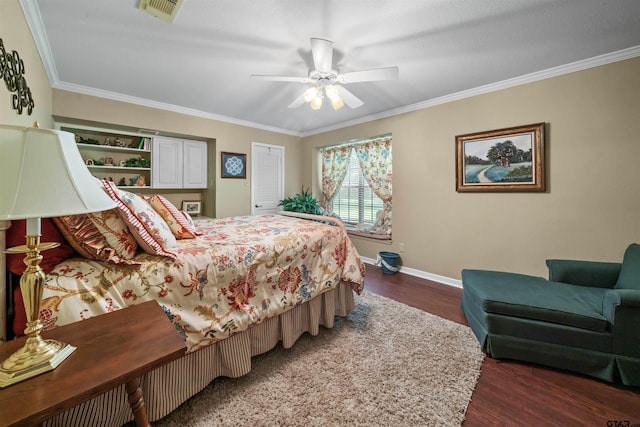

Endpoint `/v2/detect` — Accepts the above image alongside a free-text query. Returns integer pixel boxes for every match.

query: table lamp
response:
[0,124,116,387]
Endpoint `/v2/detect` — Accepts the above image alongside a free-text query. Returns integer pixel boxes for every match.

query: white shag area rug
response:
[154,291,484,426]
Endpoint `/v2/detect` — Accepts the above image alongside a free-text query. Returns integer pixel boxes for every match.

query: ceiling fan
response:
[251,38,399,110]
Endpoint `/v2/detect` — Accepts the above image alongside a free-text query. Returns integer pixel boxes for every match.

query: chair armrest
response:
[546,259,621,288]
[603,290,640,357]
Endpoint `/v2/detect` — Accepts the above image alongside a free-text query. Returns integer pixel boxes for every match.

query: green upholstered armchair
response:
[461,244,640,386]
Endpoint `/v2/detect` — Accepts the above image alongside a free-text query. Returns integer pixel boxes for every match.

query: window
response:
[320,136,392,237]
[332,149,384,226]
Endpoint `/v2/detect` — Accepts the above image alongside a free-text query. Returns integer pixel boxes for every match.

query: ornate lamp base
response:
[0,337,76,388]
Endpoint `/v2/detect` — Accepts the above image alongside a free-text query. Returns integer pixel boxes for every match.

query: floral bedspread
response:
[41,214,365,352]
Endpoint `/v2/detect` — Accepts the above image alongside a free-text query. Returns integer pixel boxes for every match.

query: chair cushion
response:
[462,269,609,332]
[615,243,640,290]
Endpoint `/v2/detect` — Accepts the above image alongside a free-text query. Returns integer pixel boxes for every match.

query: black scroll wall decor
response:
[0,38,35,115]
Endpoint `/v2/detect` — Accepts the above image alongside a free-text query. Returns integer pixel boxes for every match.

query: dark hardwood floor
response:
[364,267,640,426]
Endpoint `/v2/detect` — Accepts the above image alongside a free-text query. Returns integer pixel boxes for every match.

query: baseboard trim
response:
[361,256,462,289]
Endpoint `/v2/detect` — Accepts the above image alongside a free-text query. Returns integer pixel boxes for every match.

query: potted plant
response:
[279,187,321,215]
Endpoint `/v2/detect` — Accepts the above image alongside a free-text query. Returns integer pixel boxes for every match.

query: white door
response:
[251,142,284,215]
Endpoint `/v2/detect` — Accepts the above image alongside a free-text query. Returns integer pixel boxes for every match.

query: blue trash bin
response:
[377,251,400,274]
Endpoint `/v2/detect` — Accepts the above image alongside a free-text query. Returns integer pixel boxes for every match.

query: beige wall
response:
[52,90,302,218]
[302,57,640,280]
[11,0,639,281]
[0,0,52,127]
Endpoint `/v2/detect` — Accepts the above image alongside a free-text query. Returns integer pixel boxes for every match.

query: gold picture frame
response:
[455,122,545,192]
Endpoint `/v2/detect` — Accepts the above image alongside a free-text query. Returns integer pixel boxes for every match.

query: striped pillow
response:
[181,210,196,229]
[102,180,177,259]
[148,194,199,239]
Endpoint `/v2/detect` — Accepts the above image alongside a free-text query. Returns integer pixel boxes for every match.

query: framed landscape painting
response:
[455,122,545,192]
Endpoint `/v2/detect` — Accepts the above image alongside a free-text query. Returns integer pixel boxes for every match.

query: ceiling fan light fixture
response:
[303,87,319,102]
[325,85,339,100]
[325,85,343,110]
[310,96,323,110]
[252,37,398,111]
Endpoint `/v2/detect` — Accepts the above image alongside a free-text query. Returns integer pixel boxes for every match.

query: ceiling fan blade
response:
[288,92,306,109]
[310,38,333,73]
[338,66,399,84]
[338,86,364,109]
[251,74,312,83]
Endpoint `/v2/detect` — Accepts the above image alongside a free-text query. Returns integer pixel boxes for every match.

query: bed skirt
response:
[43,282,355,427]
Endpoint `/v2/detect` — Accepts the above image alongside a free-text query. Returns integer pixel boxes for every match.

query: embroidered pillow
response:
[148,194,199,239]
[53,213,137,264]
[102,180,177,259]
[90,209,138,259]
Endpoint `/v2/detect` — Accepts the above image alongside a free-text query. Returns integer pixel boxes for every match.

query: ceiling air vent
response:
[138,0,184,23]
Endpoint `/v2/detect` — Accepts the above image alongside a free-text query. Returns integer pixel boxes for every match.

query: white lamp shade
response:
[0,125,116,220]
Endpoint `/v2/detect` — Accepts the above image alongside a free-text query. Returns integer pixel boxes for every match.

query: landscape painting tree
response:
[462,139,535,184]
[485,140,533,167]
[486,140,516,166]
[464,154,490,165]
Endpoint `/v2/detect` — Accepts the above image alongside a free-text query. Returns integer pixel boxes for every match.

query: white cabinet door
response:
[152,137,207,189]
[152,137,183,188]
[183,140,208,188]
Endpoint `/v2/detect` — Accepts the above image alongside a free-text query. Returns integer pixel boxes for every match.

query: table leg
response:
[125,378,150,427]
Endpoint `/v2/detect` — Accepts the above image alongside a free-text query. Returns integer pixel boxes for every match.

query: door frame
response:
[251,142,285,215]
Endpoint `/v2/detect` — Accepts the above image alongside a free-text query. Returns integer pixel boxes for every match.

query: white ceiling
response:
[21,0,640,136]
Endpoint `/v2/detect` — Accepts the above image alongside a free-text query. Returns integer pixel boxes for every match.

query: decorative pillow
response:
[181,210,196,229]
[6,218,76,275]
[89,209,138,259]
[102,180,177,259]
[53,212,139,264]
[148,194,199,239]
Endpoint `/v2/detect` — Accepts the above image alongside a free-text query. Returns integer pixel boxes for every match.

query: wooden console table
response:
[0,300,186,426]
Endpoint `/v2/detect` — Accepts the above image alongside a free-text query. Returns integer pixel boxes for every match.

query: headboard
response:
[0,220,10,343]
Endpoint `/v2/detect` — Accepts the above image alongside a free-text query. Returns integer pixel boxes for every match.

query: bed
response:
[1,208,364,426]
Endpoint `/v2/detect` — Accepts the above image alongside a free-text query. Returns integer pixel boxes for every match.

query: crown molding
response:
[20,0,59,85]
[301,45,640,137]
[19,0,301,137]
[21,0,640,138]
[52,81,302,137]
